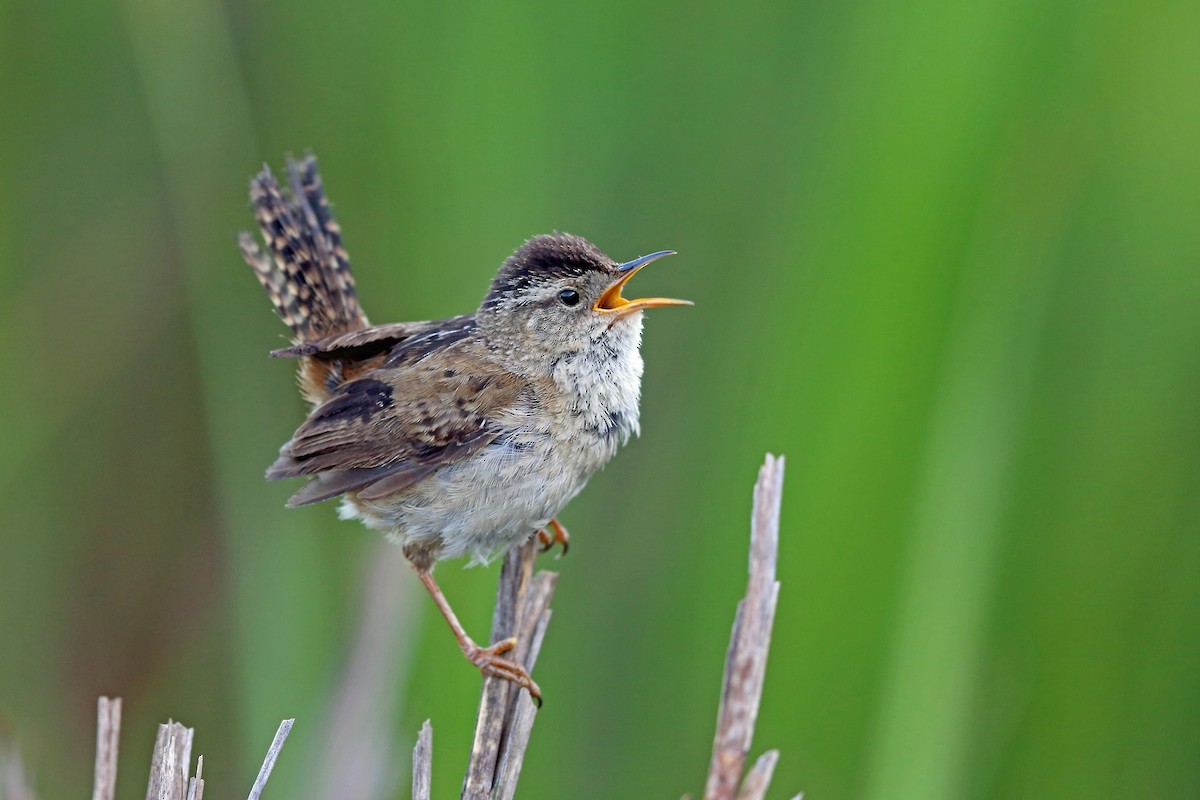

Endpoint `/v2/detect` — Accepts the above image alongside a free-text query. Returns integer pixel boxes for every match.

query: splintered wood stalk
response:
[79,700,293,800]
[700,454,796,800]
[92,697,121,800]
[247,719,294,800]
[405,537,558,800]
[146,721,193,800]
[412,720,433,800]
[461,538,558,800]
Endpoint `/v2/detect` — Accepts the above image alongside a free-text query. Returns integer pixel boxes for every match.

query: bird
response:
[239,154,690,702]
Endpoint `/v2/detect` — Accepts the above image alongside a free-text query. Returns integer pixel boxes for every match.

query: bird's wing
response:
[269,316,475,360]
[267,348,525,507]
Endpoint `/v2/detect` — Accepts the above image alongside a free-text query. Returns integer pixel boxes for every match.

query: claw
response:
[465,640,543,703]
[479,636,517,657]
[416,568,542,704]
[536,519,570,557]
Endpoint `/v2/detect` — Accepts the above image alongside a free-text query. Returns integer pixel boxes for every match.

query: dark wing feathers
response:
[268,314,476,362]
[268,351,525,506]
[269,321,440,359]
[284,464,434,507]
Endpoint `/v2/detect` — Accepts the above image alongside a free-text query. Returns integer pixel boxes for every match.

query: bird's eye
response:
[558,289,581,307]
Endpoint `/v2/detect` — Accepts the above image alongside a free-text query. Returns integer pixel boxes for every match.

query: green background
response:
[1,0,1197,798]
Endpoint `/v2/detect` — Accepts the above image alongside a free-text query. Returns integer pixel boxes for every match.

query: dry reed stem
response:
[412,720,433,800]
[247,719,293,800]
[702,454,786,800]
[145,721,193,800]
[92,697,122,800]
[461,539,557,799]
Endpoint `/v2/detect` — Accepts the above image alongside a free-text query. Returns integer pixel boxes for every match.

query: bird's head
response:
[478,233,690,361]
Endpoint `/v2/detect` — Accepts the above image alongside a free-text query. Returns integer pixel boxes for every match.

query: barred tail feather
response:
[239,154,367,343]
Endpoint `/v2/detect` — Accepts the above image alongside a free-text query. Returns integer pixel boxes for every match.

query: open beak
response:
[594,250,692,319]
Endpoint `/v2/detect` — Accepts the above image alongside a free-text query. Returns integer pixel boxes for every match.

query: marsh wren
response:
[239,155,689,702]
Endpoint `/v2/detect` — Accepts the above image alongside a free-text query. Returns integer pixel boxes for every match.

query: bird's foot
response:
[464,637,543,705]
[415,568,543,704]
[536,518,570,557]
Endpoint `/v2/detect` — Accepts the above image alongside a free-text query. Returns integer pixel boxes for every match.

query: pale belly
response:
[342,403,633,565]
[343,317,646,565]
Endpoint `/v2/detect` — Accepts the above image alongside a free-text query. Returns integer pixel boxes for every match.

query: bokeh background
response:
[1,0,1197,798]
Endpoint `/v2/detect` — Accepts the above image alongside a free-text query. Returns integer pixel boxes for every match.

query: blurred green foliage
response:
[1,0,1197,798]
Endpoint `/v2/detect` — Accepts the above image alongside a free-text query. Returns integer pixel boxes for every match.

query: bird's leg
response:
[535,518,570,557]
[415,568,542,703]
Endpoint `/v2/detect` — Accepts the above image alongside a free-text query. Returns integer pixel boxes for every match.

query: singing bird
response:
[240,155,690,701]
